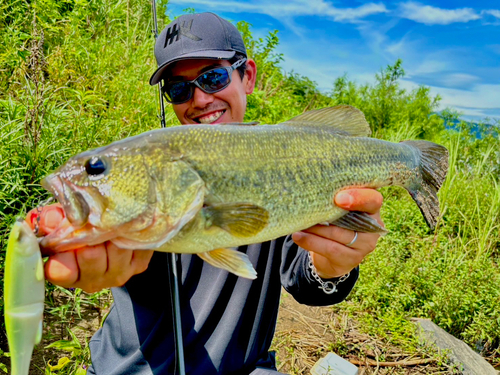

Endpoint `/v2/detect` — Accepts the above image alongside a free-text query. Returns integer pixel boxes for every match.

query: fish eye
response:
[85,157,107,176]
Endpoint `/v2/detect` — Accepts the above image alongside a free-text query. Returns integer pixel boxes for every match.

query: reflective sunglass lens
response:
[166,82,192,103]
[198,68,230,92]
[163,63,238,104]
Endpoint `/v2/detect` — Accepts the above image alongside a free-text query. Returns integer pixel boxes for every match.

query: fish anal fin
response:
[330,211,388,234]
[282,105,372,137]
[203,203,269,238]
[198,248,257,279]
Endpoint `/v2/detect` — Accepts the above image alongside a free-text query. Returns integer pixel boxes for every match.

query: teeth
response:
[198,110,224,124]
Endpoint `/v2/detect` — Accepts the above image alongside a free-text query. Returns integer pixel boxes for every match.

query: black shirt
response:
[87,236,358,374]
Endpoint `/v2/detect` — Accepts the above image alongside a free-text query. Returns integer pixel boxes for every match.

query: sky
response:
[165,1,500,122]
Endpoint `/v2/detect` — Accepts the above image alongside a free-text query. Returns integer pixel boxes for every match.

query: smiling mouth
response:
[194,109,226,124]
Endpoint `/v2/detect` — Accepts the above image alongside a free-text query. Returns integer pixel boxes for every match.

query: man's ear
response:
[243,59,257,95]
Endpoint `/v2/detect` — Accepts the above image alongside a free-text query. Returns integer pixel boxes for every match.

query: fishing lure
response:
[4,219,45,375]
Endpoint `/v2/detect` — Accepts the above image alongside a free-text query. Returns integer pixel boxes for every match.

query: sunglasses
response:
[162,58,247,104]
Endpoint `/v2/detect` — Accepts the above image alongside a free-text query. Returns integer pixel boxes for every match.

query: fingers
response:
[103,244,153,288]
[26,203,153,293]
[301,221,381,252]
[75,244,110,292]
[335,189,383,214]
[292,230,366,278]
[44,251,80,287]
[44,242,154,293]
[292,214,383,279]
[130,249,155,276]
[309,250,356,279]
[26,203,65,236]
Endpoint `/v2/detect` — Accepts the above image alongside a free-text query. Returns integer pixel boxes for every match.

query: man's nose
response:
[191,87,214,108]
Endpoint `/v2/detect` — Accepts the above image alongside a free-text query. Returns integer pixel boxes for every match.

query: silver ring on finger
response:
[345,231,358,247]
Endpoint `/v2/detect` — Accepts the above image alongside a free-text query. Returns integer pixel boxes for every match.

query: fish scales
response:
[40,106,448,278]
[152,124,420,253]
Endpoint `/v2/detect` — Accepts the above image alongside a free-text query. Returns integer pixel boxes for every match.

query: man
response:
[30,12,383,375]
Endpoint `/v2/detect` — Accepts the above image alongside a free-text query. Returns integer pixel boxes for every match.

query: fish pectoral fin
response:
[203,203,269,238]
[281,105,372,137]
[330,211,388,234]
[198,248,257,279]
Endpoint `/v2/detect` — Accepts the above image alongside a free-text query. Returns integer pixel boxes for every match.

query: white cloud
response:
[167,1,499,121]
[400,79,500,120]
[327,3,388,22]
[439,73,480,89]
[385,38,407,56]
[355,17,404,66]
[399,2,480,25]
[483,9,500,19]
[412,59,449,75]
[169,0,388,23]
[437,84,500,111]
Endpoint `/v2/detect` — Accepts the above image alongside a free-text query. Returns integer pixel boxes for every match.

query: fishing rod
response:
[151,2,186,374]
[152,0,166,129]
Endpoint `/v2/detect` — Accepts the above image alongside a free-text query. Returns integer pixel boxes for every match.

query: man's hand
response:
[292,188,383,279]
[26,204,153,293]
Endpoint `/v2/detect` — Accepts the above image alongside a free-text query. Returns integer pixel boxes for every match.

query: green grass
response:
[348,131,500,364]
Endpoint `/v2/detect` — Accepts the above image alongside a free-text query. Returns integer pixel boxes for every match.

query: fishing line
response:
[151,2,186,374]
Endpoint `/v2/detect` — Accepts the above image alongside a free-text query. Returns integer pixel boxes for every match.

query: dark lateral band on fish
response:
[38,105,449,279]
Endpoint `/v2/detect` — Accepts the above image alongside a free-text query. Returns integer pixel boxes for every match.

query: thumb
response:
[26,203,65,235]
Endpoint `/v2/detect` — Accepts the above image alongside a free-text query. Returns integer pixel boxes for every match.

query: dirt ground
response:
[0,289,109,375]
[273,292,461,375]
[0,289,474,374]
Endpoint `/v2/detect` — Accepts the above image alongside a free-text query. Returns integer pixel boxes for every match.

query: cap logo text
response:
[164,20,202,48]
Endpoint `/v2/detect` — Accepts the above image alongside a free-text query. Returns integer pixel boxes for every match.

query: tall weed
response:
[353,128,500,360]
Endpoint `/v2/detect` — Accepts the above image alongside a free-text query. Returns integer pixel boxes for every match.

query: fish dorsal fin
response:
[282,105,372,137]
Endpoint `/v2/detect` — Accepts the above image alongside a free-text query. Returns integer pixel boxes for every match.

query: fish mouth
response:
[42,174,90,228]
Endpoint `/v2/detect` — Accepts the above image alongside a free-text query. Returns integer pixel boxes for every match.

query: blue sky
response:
[165,1,500,122]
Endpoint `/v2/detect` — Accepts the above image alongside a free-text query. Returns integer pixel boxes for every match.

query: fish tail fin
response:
[401,140,449,230]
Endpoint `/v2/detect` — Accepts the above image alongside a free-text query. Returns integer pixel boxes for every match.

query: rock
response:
[311,352,359,375]
[413,318,499,375]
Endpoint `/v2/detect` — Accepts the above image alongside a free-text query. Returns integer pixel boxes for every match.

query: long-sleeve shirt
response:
[86,235,359,375]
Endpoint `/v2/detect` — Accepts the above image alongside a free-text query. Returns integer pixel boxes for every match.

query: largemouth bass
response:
[40,105,448,278]
[4,220,45,375]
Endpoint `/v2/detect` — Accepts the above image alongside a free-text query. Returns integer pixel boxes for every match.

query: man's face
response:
[167,58,256,125]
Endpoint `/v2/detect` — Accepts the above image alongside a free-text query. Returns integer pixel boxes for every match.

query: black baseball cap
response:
[149,12,247,85]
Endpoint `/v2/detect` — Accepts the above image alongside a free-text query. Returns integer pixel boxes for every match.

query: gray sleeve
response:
[279,235,359,306]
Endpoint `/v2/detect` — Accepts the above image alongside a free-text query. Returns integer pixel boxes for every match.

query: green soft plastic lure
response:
[4,220,45,375]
